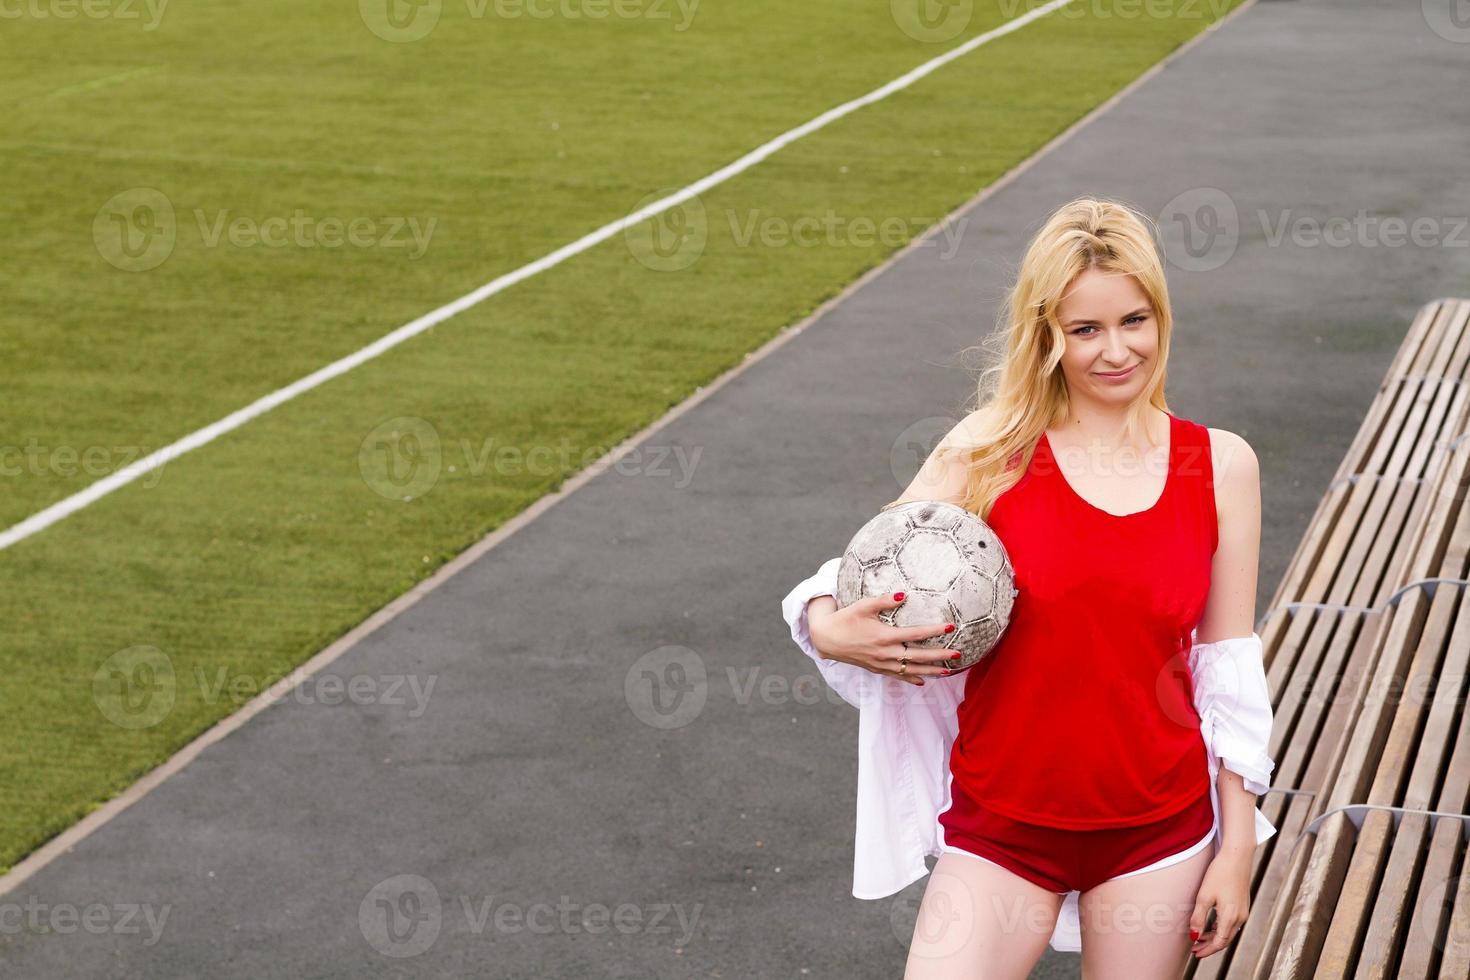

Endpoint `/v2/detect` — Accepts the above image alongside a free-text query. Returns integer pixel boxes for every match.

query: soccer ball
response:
[836,500,1018,671]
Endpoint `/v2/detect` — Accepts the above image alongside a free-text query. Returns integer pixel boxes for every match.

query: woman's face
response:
[1052,266,1158,404]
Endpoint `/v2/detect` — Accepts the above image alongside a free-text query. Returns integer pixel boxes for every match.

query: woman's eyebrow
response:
[1064,306,1153,327]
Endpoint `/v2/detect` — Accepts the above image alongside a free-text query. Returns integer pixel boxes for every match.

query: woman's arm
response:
[1187,427,1274,958]
[1196,427,1265,854]
[1196,428,1261,645]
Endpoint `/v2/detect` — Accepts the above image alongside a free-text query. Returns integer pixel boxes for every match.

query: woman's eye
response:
[1074,326,1097,335]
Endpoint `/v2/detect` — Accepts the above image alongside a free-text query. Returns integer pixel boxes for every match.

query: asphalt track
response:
[3,0,1468,977]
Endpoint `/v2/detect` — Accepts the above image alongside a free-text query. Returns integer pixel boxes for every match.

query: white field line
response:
[0,0,1076,552]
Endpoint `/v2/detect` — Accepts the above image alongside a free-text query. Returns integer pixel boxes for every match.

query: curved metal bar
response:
[1301,803,1470,842]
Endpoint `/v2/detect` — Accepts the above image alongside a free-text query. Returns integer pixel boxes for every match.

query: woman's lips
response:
[1094,363,1138,381]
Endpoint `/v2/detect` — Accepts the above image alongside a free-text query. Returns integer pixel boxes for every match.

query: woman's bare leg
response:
[1077,841,1214,980]
[904,851,1065,980]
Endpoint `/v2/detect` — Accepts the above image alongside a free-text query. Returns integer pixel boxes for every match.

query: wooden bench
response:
[1190,298,1470,979]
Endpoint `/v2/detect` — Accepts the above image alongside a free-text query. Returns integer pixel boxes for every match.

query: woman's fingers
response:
[877,645,966,684]
[884,665,934,686]
[1193,910,1243,958]
[893,619,963,647]
[887,647,964,667]
[866,593,963,650]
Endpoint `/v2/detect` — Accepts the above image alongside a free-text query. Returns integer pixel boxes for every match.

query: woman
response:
[781,198,1277,978]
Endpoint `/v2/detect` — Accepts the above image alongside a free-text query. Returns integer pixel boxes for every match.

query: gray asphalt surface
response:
[4,0,1468,977]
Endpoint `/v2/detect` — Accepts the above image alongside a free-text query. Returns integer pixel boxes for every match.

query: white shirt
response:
[781,556,1278,954]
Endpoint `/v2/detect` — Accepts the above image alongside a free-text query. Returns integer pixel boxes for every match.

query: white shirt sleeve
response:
[1187,630,1277,796]
[1188,630,1280,856]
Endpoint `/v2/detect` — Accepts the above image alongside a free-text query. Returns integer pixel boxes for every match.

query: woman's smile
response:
[1093,363,1139,382]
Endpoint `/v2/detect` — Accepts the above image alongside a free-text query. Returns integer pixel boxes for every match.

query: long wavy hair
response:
[938,196,1176,520]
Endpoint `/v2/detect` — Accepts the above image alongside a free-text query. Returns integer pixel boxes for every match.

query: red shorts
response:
[938,778,1216,894]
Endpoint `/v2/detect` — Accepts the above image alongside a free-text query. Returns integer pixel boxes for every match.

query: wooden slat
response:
[1177,299,1470,980]
[1399,648,1470,976]
[1350,508,1470,979]
[1251,300,1470,978]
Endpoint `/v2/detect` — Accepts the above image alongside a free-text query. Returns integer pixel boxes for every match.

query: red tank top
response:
[947,411,1217,829]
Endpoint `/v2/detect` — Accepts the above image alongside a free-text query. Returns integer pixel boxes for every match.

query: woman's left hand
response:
[1188,848,1253,958]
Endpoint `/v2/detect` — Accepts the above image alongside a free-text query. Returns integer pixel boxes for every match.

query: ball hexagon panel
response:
[894,530,964,592]
[860,558,906,600]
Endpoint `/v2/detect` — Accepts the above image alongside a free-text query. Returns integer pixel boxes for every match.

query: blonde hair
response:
[934,196,1175,520]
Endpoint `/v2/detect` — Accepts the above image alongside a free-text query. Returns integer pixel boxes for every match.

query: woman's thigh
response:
[904,851,1066,980]
[1077,841,1214,980]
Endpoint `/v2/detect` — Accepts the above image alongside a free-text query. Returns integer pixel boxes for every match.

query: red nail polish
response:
[894,592,905,601]
[941,669,951,676]
[944,623,955,633]
[950,652,962,660]
[1190,929,1199,941]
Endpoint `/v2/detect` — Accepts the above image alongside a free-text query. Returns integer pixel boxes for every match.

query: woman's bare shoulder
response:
[1205,427,1260,522]
[938,408,995,451]
[884,409,994,510]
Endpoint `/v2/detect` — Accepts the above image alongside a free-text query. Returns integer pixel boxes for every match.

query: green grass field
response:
[0,0,1245,872]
